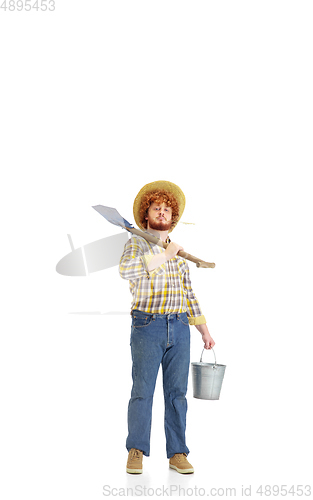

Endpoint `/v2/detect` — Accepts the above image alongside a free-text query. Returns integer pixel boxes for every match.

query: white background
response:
[1,1,312,498]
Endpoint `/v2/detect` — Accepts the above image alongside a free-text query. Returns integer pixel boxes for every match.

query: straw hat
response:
[133,180,186,232]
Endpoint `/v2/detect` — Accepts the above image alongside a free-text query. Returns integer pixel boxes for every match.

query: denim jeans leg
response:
[162,314,190,459]
[126,312,163,457]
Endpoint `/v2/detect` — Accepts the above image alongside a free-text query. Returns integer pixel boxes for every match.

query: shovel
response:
[92,205,215,269]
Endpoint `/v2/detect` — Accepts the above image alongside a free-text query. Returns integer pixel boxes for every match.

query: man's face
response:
[146,201,173,232]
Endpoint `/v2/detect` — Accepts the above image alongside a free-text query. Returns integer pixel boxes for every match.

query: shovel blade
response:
[92,205,133,229]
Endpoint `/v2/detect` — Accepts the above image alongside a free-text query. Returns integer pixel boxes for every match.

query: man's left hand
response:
[195,323,215,349]
[202,333,215,350]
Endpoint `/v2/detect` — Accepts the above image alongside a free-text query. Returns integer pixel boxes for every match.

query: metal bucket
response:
[191,348,226,400]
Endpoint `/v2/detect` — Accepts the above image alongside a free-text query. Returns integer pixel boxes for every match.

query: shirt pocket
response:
[150,275,165,293]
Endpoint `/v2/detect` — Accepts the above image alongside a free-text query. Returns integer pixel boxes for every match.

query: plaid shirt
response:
[119,233,206,325]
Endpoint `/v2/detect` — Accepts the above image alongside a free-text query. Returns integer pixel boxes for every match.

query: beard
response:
[148,217,172,232]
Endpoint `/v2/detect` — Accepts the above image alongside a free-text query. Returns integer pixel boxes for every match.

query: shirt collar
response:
[144,230,171,244]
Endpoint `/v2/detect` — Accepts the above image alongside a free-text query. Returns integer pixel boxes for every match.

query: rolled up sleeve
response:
[182,263,206,325]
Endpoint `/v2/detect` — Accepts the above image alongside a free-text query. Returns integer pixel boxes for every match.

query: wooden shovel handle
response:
[177,250,215,268]
[127,227,215,269]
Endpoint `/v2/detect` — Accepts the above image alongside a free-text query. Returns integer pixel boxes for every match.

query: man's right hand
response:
[164,242,184,261]
[147,242,184,272]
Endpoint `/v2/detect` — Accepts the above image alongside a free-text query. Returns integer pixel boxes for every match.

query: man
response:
[119,180,215,474]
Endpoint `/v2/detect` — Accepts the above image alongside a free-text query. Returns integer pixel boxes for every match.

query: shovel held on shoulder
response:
[92,205,215,269]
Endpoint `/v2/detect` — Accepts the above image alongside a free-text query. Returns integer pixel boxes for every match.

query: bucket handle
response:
[200,347,217,368]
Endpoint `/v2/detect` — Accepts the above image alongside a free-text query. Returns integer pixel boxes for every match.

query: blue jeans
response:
[126,309,191,459]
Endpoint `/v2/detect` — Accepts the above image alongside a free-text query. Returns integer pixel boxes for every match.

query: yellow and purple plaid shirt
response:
[119,233,206,325]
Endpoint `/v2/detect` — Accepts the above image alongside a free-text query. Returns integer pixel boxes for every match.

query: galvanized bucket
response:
[191,348,226,400]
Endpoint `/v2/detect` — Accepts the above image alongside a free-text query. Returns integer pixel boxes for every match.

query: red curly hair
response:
[139,190,180,230]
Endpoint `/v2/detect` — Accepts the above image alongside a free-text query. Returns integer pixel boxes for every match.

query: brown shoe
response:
[126,448,143,474]
[169,453,194,474]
